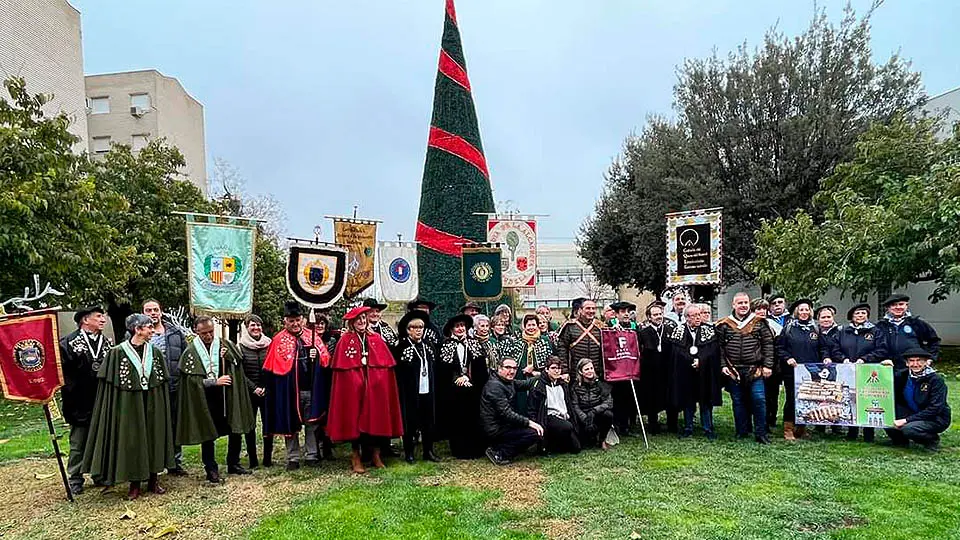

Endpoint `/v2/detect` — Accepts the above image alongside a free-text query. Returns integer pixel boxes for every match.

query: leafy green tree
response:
[90,140,216,334]
[0,77,134,305]
[579,6,922,295]
[752,116,960,303]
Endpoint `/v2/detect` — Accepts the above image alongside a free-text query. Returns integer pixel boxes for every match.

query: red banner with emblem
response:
[601,329,641,382]
[0,313,64,403]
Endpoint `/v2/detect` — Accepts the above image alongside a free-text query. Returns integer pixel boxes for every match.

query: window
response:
[131,134,149,152]
[91,136,111,154]
[130,93,151,110]
[89,97,109,114]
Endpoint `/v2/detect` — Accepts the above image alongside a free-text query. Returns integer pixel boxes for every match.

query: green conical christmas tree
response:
[416,0,496,324]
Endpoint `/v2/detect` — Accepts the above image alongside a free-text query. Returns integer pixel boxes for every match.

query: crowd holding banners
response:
[41,286,951,502]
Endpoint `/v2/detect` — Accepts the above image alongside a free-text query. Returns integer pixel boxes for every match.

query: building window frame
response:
[91,136,112,154]
[88,96,110,114]
[131,134,150,152]
[130,93,151,111]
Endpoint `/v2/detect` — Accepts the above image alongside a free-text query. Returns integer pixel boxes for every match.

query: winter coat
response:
[556,318,604,378]
[526,372,580,433]
[837,325,887,363]
[479,374,536,439]
[876,316,941,369]
[778,321,822,365]
[894,370,951,430]
[715,314,775,374]
[571,378,614,429]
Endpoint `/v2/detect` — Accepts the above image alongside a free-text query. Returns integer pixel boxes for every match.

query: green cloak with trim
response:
[82,342,175,485]
[176,339,255,446]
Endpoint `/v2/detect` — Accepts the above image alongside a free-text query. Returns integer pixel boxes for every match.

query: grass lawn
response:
[0,378,958,539]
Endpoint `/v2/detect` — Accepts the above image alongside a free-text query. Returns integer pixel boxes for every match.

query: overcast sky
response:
[73,0,960,244]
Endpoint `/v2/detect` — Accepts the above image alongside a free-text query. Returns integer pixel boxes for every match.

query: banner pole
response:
[43,404,74,502]
[630,381,649,450]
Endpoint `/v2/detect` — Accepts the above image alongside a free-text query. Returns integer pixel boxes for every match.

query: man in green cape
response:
[177,316,255,483]
[82,313,175,500]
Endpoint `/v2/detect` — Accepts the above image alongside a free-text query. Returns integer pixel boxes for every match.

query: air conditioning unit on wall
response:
[130,106,147,117]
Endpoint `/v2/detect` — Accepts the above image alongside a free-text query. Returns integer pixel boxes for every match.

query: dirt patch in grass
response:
[0,457,346,539]
[421,460,545,512]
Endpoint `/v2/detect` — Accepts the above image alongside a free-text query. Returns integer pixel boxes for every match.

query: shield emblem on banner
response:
[286,245,348,308]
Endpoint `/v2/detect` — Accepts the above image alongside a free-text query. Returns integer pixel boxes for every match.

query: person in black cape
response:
[638,302,678,433]
[393,310,440,463]
[667,305,723,440]
[438,314,489,459]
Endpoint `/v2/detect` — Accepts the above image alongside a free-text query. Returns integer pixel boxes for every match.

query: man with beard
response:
[60,305,113,494]
[141,299,188,475]
[262,301,329,470]
[364,298,398,347]
[439,314,489,459]
[715,292,775,444]
[556,299,603,378]
[667,305,722,440]
[394,310,440,463]
[177,317,255,483]
[638,302,678,433]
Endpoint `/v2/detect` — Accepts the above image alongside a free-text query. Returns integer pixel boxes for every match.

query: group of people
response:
[57,290,951,500]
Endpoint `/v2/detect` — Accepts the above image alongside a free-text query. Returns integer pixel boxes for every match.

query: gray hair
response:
[494,304,512,315]
[473,314,490,325]
[125,313,153,333]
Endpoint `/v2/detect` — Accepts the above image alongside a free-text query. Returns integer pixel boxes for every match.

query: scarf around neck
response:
[239,330,272,350]
[909,365,936,379]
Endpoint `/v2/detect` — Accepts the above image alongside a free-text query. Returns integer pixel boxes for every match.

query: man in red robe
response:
[327,306,403,473]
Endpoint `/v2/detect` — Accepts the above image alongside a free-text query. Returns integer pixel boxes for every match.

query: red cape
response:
[262,328,329,376]
[326,331,404,442]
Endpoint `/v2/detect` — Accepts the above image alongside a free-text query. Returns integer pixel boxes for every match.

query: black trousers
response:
[581,409,615,447]
[201,433,242,473]
[402,393,436,455]
[611,381,638,433]
[490,427,540,460]
[244,392,271,465]
[885,421,945,446]
[544,415,581,454]
[764,371,782,427]
[782,367,796,423]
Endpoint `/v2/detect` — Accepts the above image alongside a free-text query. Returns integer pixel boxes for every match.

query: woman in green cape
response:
[83,313,175,500]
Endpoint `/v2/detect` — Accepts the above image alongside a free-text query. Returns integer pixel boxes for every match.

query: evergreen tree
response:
[415,0,496,324]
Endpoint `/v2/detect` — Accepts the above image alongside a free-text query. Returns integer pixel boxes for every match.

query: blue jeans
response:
[683,405,714,435]
[728,378,766,438]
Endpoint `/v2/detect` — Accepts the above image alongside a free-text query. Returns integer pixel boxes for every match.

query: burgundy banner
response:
[601,329,641,382]
[0,313,64,403]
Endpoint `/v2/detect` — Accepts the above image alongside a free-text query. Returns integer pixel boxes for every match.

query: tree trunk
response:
[106,299,133,343]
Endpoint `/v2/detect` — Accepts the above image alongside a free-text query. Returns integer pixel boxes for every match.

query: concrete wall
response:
[924,87,960,140]
[0,0,87,151]
[716,282,960,345]
[85,70,207,193]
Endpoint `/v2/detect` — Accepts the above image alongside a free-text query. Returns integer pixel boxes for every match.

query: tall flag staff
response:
[0,275,72,501]
[286,225,350,355]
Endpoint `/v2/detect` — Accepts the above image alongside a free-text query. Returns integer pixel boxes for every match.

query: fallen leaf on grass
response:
[34,473,55,480]
[0,439,10,444]
[119,509,136,520]
[138,523,155,534]
[629,532,642,539]
[153,525,178,538]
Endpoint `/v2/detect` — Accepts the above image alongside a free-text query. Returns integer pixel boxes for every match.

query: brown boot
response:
[783,422,796,441]
[350,448,366,474]
[371,448,386,469]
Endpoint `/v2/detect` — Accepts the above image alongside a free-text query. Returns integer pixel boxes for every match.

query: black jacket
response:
[480,374,536,439]
[715,314,775,372]
[526,373,579,431]
[556,318,604,377]
[58,329,113,426]
[778,321,822,365]
[571,378,613,429]
[837,325,886,363]
[393,338,436,434]
[817,325,843,362]
[895,370,951,430]
[239,342,269,390]
[876,316,941,369]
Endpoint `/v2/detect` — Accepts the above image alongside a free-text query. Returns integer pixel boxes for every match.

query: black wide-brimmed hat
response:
[882,293,910,307]
[814,305,837,319]
[283,300,304,318]
[398,310,430,337]
[610,301,637,312]
[571,297,587,311]
[362,297,388,311]
[443,314,474,337]
[767,293,786,303]
[460,301,482,313]
[407,298,437,312]
[900,346,932,360]
[788,298,814,314]
[73,305,104,324]
[846,303,871,321]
